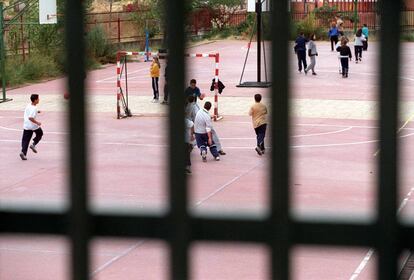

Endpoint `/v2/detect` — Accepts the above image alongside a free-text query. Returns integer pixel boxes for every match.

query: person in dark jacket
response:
[336,37,352,78]
[294,32,308,73]
[328,22,339,51]
[161,64,169,104]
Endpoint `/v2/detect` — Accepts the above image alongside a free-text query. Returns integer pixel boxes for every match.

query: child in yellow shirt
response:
[150,56,160,102]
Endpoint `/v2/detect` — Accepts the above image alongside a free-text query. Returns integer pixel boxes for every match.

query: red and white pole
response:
[213,53,222,121]
[116,51,122,119]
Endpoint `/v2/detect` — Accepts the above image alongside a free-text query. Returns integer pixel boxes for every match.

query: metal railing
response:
[0,0,413,280]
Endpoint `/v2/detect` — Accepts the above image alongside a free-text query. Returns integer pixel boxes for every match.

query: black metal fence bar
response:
[377,0,402,279]
[271,0,291,279]
[0,0,411,280]
[165,0,188,279]
[65,0,89,279]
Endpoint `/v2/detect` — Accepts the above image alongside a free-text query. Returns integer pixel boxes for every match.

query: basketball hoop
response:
[39,0,57,24]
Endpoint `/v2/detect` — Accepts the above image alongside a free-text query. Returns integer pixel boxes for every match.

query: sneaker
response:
[19,152,27,160]
[30,144,37,153]
[304,69,308,75]
[218,150,226,155]
[160,100,168,105]
[255,146,263,156]
[151,99,159,103]
[312,72,317,75]
[215,156,220,161]
[201,150,207,162]
[185,167,192,174]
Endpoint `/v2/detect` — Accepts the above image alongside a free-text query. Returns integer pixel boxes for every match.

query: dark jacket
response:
[294,36,307,52]
[210,79,225,94]
[336,45,352,59]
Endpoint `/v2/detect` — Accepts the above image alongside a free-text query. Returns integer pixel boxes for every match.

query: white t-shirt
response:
[23,104,39,130]
[185,119,194,143]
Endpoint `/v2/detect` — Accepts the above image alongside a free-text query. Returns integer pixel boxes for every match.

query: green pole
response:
[0,2,7,103]
[354,0,358,34]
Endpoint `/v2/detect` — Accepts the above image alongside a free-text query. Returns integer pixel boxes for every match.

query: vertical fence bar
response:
[117,17,121,44]
[377,0,402,279]
[65,0,90,279]
[20,15,25,62]
[270,0,290,279]
[0,3,7,102]
[165,0,188,279]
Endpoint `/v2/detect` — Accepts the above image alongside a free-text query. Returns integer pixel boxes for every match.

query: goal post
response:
[116,51,223,121]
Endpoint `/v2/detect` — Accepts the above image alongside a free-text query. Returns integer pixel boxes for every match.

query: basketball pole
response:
[0,2,11,103]
[0,0,39,104]
[237,0,271,88]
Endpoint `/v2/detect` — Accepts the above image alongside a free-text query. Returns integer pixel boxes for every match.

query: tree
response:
[313,4,339,27]
[203,0,243,30]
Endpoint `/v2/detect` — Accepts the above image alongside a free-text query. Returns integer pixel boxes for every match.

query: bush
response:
[2,54,61,87]
[294,13,327,40]
[85,25,115,63]
[401,32,414,42]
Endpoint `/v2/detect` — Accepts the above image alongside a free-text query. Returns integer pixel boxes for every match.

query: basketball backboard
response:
[247,0,270,12]
[39,0,57,24]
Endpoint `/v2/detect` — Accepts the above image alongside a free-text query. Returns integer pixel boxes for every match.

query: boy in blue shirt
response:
[328,22,339,51]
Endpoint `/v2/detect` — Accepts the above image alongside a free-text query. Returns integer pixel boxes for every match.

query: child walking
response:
[150,56,160,102]
[354,28,366,63]
[294,32,307,73]
[362,24,369,51]
[305,33,318,75]
[337,37,352,78]
[249,94,268,156]
[328,22,339,51]
[20,94,43,160]
[185,118,194,174]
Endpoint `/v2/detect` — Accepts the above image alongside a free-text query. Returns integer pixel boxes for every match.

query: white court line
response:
[349,187,414,280]
[91,241,146,277]
[0,116,22,119]
[0,246,115,257]
[91,160,263,278]
[2,133,414,149]
[227,122,414,130]
[194,161,263,207]
[292,126,352,138]
[95,68,148,83]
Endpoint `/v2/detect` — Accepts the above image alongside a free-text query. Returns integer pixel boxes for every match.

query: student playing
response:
[185,118,194,174]
[194,102,220,162]
[150,56,160,103]
[328,22,339,51]
[249,94,268,156]
[305,33,318,75]
[354,28,366,63]
[294,32,308,73]
[185,79,205,103]
[362,24,369,51]
[20,94,43,160]
[337,37,352,78]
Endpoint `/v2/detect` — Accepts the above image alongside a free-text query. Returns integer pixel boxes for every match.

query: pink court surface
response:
[1,40,414,279]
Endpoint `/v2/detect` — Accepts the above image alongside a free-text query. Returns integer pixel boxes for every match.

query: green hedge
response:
[2,54,61,87]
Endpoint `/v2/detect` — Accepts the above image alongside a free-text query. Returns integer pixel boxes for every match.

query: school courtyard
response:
[1,40,414,279]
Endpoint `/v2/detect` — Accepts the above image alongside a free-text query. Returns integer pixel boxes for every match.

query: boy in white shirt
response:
[20,94,43,160]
